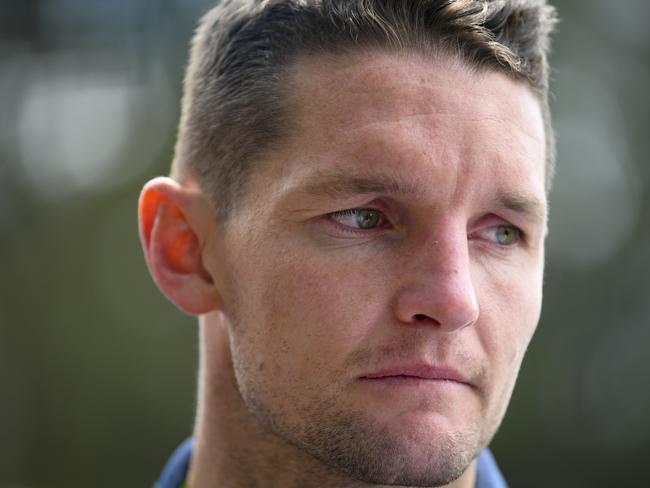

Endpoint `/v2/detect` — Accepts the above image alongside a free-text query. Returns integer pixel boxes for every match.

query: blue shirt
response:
[154,438,508,488]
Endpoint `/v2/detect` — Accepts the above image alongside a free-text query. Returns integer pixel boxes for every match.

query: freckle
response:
[258,361,266,372]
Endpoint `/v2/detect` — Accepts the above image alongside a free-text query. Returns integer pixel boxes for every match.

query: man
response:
[139,0,557,486]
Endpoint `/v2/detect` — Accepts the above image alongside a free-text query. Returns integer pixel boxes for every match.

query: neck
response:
[187,313,476,488]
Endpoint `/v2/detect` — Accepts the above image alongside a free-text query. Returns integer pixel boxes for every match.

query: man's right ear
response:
[138,177,221,315]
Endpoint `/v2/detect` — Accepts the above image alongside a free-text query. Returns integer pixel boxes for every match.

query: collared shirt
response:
[154,438,508,488]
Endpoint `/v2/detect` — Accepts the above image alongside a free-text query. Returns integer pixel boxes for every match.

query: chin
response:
[242,375,487,486]
[298,406,482,486]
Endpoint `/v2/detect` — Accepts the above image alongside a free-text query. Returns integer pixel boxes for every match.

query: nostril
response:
[412,313,443,326]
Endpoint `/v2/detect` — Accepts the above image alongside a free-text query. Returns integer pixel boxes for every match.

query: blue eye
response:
[329,208,383,229]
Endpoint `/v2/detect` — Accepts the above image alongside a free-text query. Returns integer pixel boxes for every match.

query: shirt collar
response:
[154,438,508,488]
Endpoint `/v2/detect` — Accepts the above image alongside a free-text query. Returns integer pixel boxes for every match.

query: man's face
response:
[208,51,547,486]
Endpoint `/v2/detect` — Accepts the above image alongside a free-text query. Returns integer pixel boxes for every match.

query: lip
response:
[358,364,473,388]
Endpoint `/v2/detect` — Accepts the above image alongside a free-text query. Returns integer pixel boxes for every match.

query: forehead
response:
[294,50,533,126]
[249,49,546,210]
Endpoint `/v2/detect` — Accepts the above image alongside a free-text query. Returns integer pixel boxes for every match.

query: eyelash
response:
[327,207,525,247]
[327,208,389,234]
[469,225,525,248]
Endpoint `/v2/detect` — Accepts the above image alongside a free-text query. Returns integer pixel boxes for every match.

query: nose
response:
[392,231,479,332]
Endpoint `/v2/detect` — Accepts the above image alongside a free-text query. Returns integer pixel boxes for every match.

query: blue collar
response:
[475,447,509,488]
[154,438,508,488]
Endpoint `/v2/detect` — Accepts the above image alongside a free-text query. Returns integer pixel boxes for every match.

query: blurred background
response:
[0,0,648,486]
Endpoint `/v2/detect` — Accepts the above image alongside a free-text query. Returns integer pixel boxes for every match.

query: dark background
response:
[1,1,648,486]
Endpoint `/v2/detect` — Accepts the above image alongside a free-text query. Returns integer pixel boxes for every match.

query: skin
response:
[139,49,548,488]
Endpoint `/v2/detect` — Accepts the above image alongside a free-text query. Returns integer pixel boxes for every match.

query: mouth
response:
[358,364,474,388]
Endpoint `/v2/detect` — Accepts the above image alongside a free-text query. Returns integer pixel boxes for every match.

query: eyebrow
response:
[298,171,426,199]
[490,191,548,225]
[294,169,547,224]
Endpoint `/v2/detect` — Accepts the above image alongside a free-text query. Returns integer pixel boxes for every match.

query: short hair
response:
[171,0,558,220]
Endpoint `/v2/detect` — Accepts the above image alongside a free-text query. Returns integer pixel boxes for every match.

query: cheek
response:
[231,245,388,388]
[476,261,543,396]
[272,256,382,349]
[471,264,542,439]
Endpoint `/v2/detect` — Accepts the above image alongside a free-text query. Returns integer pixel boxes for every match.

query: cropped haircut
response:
[171,0,558,220]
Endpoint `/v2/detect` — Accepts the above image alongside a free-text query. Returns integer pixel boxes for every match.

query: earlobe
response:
[138,177,220,315]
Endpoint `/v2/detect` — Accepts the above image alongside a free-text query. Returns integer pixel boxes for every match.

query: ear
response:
[138,176,220,315]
